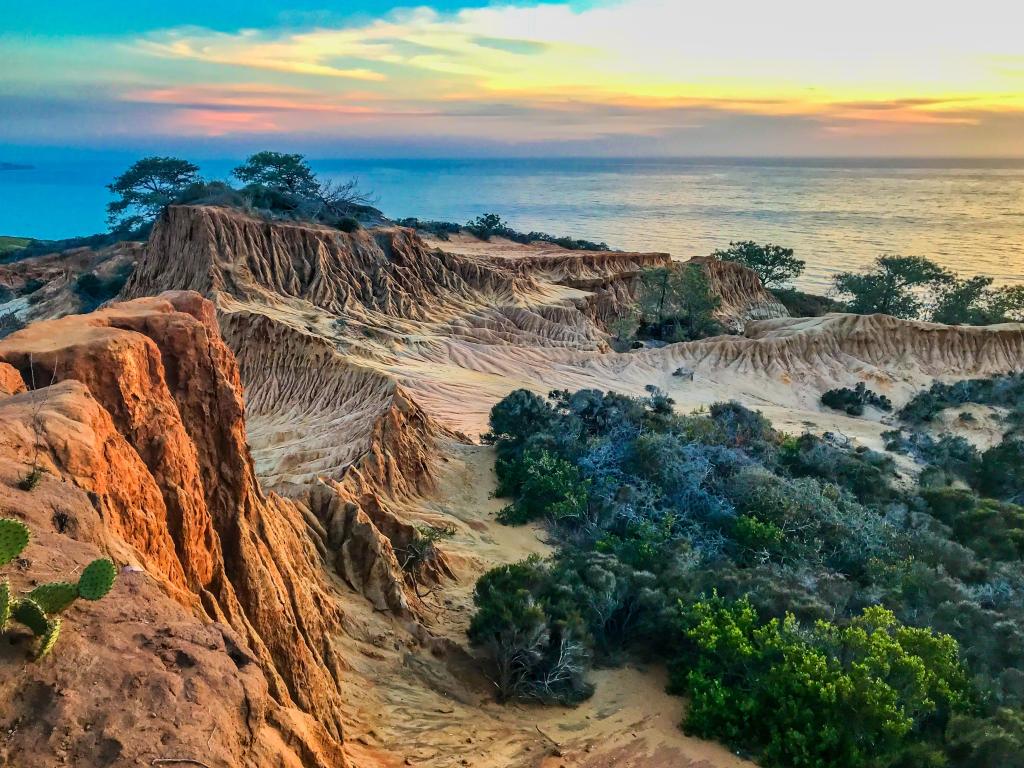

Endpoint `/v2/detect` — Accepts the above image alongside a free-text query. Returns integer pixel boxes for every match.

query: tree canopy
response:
[232,151,319,198]
[106,156,200,232]
[712,241,805,288]
[833,255,954,318]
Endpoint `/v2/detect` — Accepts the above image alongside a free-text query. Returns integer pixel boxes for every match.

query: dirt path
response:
[338,441,756,768]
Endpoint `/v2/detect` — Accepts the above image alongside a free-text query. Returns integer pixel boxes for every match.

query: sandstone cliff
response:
[0,293,348,767]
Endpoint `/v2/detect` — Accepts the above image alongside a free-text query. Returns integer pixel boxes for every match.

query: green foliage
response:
[946,708,1024,768]
[464,212,609,251]
[833,255,954,318]
[974,439,1024,504]
[468,556,592,703]
[921,488,1024,562]
[483,388,556,448]
[73,264,133,311]
[899,372,1024,434]
[496,448,590,525]
[28,582,79,614]
[635,263,723,341]
[0,518,30,566]
[771,287,844,317]
[106,156,201,232]
[0,310,26,341]
[78,558,117,600]
[673,595,971,768]
[474,387,1024,764]
[0,579,10,630]
[712,241,805,289]
[0,517,116,659]
[932,277,1024,326]
[0,236,31,258]
[232,151,319,198]
[821,382,893,416]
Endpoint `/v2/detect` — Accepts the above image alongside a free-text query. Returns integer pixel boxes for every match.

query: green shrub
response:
[672,595,971,768]
[468,557,592,703]
[821,382,893,416]
[772,288,843,317]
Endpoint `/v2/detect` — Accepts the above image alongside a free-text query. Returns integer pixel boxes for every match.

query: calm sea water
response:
[2,157,1022,292]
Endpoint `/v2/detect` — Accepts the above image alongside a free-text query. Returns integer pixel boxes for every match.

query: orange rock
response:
[0,293,349,767]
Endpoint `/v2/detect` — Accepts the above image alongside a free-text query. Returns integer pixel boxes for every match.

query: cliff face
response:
[689,255,789,329]
[0,293,348,767]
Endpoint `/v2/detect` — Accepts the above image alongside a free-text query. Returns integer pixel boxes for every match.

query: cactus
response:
[12,598,48,636]
[78,559,116,600]
[0,517,117,660]
[0,518,29,566]
[0,579,10,631]
[36,618,61,660]
[29,582,78,614]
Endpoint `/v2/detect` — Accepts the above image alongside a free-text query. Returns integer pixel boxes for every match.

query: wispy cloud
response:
[2,0,1023,154]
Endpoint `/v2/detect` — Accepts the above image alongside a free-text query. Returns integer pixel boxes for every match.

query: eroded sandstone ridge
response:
[0,293,348,768]
[5,204,1024,767]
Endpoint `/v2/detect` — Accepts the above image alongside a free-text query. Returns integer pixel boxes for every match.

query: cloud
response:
[2,0,1023,154]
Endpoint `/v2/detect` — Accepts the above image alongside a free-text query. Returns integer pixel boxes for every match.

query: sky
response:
[2,0,1024,157]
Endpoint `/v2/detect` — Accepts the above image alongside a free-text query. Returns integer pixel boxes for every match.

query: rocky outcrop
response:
[125,205,534,324]
[688,256,789,330]
[0,293,349,767]
[0,241,142,322]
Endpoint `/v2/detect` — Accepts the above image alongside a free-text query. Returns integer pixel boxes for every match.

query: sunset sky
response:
[3,0,1024,157]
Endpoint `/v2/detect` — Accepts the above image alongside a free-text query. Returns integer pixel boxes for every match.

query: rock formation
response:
[0,293,348,767]
[5,203,1023,767]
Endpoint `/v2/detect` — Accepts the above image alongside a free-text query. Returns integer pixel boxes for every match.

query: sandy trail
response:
[336,442,755,768]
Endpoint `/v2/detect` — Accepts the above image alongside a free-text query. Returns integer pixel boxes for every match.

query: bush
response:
[73,264,133,312]
[820,382,893,416]
[946,709,1024,768]
[465,213,609,251]
[772,288,844,317]
[974,439,1024,503]
[473,386,1024,765]
[672,596,971,768]
[0,311,26,340]
[496,448,590,525]
[468,557,592,703]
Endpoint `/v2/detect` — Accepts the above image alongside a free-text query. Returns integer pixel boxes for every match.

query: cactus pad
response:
[29,582,78,614]
[12,598,48,636]
[0,518,30,567]
[77,559,116,600]
[0,579,10,631]
[35,617,61,660]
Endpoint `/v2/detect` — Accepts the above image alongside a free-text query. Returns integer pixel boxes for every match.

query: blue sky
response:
[2,0,1023,157]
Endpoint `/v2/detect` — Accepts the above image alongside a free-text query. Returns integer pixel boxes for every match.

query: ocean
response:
[2,156,1022,292]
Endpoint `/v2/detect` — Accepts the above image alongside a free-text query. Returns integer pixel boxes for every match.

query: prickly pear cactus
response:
[0,518,29,567]
[36,617,61,660]
[29,582,79,614]
[0,579,10,631]
[12,598,48,636]
[77,559,116,600]
[0,518,117,660]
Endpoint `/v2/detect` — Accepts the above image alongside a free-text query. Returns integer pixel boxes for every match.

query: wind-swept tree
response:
[106,156,200,232]
[232,151,319,198]
[712,241,805,289]
[833,255,953,319]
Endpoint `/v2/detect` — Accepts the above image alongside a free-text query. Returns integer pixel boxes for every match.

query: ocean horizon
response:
[3,155,1023,292]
